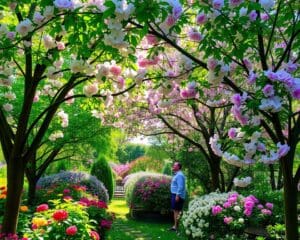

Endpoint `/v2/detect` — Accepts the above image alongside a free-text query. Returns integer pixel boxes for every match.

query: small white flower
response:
[3,103,13,112]
[16,19,34,36]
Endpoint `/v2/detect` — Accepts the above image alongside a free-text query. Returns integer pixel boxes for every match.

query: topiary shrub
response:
[91,156,114,200]
[37,171,109,203]
[124,172,172,215]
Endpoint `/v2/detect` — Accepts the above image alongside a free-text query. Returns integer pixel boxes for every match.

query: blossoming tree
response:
[100,0,299,239]
[0,0,140,234]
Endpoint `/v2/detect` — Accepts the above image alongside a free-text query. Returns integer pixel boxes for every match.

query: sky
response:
[128,136,152,145]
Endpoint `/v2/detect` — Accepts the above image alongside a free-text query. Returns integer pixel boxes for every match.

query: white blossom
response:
[16,19,34,36]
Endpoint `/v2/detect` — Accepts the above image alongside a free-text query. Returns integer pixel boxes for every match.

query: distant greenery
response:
[116,144,146,163]
[129,156,165,174]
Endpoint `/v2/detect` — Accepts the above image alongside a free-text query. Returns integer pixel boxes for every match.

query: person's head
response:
[172,162,182,172]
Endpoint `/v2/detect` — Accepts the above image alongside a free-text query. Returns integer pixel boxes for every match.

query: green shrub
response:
[124,172,172,214]
[37,171,109,203]
[162,162,172,175]
[91,156,114,200]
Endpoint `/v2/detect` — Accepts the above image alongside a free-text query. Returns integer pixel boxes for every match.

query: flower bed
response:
[182,192,276,239]
[37,171,109,203]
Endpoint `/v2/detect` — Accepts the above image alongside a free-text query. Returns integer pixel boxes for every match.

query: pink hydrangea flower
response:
[212,205,223,216]
[224,216,233,224]
[261,208,272,215]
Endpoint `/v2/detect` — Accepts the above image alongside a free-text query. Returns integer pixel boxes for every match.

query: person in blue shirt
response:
[170,161,186,232]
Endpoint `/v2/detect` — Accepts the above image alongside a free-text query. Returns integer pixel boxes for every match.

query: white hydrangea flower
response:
[233,176,252,187]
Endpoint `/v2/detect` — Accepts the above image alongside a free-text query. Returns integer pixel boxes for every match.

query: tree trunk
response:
[209,158,221,191]
[268,165,276,190]
[27,177,37,206]
[1,159,25,234]
[282,173,299,240]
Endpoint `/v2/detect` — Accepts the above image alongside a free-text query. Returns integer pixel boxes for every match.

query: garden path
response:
[107,199,186,240]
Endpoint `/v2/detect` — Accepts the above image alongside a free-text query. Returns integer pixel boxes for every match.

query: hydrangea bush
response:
[182,192,276,239]
[124,172,172,214]
[37,171,109,203]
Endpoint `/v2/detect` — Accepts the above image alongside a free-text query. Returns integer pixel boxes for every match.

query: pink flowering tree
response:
[0,0,140,234]
[109,84,241,192]
[99,0,298,239]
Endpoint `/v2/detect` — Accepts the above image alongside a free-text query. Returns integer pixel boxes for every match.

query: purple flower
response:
[213,0,224,10]
[228,128,237,139]
[229,0,243,7]
[261,208,272,215]
[249,10,257,21]
[265,202,273,209]
[262,84,275,97]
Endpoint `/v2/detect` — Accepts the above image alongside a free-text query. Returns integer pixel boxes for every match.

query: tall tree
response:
[0,1,138,234]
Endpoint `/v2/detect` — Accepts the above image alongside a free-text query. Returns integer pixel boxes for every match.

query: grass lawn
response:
[107,199,187,240]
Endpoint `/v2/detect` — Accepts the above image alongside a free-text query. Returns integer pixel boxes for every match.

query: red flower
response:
[36,204,49,212]
[90,231,100,240]
[97,201,107,209]
[63,188,71,194]
[52,210,68,221]
[100,219,112,229]
[66,225,77,236]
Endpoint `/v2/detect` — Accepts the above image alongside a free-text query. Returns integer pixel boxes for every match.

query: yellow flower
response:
[0,194,6,199]
[32,217,48,227]
[20,205,29,212]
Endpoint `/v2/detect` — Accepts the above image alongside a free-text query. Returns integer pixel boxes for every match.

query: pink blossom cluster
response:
[211,193,274,226]
[264,69,300,99]
[180,81,197,99]
[112,163,132,178]
[243,195,259,216]
[231,92,249,125]
[135,177,170,201]
[138,56,160,68]
[164,0,182,28]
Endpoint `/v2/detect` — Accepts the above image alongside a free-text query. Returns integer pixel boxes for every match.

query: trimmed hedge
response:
[91,156,114,200]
